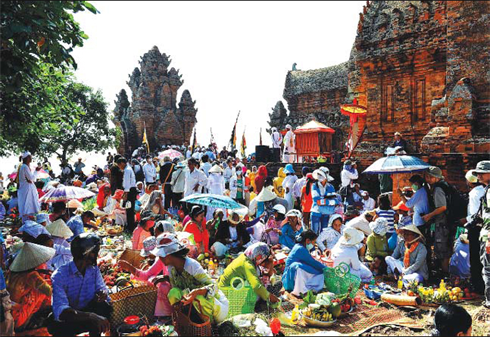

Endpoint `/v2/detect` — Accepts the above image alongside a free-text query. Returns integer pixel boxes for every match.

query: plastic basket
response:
[323,263,361,298]
[364,286,382,300]
[220,281,257,318]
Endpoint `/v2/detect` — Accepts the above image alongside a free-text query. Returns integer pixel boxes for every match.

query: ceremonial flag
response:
[210,127,215,145]
[228,110,240,151]
[259,128,263,146]
[191,127,197,153]
[142,122,150,153]
[240,128,247,158]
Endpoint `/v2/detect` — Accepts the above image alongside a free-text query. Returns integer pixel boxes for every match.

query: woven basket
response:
[119,249,145,269]
[323,263,361,298]
[220,282,257,318]
[109,284,157,327]
[172,300,212,337]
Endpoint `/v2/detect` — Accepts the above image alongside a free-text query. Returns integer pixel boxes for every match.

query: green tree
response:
[1,63,116,161]
[40,81,117,163]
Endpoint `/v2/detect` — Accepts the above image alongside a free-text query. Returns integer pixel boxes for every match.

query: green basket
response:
[220,283,257,318]
[323,262,361,298]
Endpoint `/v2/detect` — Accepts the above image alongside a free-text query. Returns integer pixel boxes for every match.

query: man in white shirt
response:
[361,191,376,211]
[186,146,192,159]
[283,124,296,163]
[201,154,212,177]
[143,155,157,184]
[271,127,282,149]
[117,157,137,231]
[170,162,186,208]
[184,158,208,197]
[341,160,359,188]
[223,159,235,184]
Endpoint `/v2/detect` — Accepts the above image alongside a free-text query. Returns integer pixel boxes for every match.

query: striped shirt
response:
[376,209,396,232]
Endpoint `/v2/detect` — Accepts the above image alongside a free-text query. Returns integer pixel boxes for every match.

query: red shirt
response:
[184,220,209,253]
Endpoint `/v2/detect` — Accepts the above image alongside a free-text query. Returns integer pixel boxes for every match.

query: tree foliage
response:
[1,63,117,161]
[40,81,117,163]
[1,1,98,91]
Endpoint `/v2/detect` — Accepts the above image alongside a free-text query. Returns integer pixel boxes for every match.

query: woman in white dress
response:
[331,227,372,283]
[206,165,226,220]
[17,152,40,222]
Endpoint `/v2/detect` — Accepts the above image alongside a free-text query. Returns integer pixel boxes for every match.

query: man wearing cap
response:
[341,160,358,189]
[18,151,41,222]
[48,233,112,336]
[283,124,296,163]
[471,161,490,307]
[423,166,451,274]
[393,132,407,152]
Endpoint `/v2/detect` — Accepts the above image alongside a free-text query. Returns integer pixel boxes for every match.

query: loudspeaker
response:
[255,145,270,162]
[270,148,281,162]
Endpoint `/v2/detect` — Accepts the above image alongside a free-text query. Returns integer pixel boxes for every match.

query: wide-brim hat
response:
[339,227,364,246]
[312,169,326,181]
[46,219,73,239]
[228,211,245,225]
[286,209,302,219]
[151,233,187,258]
[272,204,286,215]
[9,242,55,272]
[428,166,444,179]
[92,208,109,217]
[319,167,335,182]
[255,186,277,202]
[473,161,490,175]
[209,165,223,174]
[399,224,423,238]
[283,164,295,174]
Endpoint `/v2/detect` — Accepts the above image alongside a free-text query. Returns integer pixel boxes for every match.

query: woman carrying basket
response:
[153,233,229,324]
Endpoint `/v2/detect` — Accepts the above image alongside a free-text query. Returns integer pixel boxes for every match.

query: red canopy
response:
[293,120,335,134]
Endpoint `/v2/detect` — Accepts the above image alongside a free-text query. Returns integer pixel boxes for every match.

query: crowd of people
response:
[0,139,488,336]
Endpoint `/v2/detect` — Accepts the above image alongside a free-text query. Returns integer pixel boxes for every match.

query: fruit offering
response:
[302,304,334,322]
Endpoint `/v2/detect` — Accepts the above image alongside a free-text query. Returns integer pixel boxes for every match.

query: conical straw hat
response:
[9,242,55,272]
[46,219,73,239]
[255,186,277,202]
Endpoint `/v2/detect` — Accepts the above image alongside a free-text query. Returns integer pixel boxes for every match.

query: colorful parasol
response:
[39,184,95,202]
[8,168,49,180]
[363,155,431,174]
[341,98,367,158]
[158,149,183,160]
[181,193,245,210]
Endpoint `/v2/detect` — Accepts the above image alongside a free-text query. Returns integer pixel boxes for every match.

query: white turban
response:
[22,151,31,159]
[286,124,292,130]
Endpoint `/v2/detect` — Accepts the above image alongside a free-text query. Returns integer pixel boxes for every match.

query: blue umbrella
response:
[180,194,244,209]
[363,155,430,174]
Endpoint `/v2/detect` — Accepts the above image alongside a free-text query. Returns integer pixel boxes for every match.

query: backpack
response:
[433,181,468,227]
